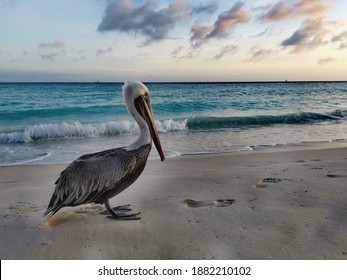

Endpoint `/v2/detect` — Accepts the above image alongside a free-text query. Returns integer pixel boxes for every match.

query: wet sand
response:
[0,143,346,259]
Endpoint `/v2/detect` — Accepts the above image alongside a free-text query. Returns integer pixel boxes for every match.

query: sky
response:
[0,0,346,82]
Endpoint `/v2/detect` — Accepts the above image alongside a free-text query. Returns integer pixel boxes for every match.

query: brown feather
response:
[44,144,151,217]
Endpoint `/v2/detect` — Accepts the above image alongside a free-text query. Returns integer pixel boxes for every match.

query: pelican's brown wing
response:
[44,145,151,217]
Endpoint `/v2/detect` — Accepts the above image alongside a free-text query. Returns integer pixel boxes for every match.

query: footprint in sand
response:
[253,177,282,188]
[184,199,235,208]
[326,173,346,178]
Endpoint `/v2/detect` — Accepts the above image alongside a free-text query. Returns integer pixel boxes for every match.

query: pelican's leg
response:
[100,204,131,215]
[104,199,141,220]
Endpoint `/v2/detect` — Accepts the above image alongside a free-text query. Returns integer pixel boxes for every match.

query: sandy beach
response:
[0,143,346,260]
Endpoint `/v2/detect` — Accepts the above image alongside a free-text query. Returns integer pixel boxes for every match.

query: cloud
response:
[331,30,347,49]
[317,57,334,65]
[9,50,28,63]
[331,31,347,42]
[38,40,66,61]
[253,28,269,37]
[38,40,65,49]
[190,2,251,48]
[337,42,347,49]
[190,21,214,48]
[170,45,198,61]
[214,44,238,60]
[260,0,334,22]
[97,0,192,46]
[170,46,184,58]
[249,48,274,62]
[260,2,289,21]
[209,2,251,38]
[192,2,218,15]
[72,56,87,62]
[96,47,113,57]
[259,1,336,54]
[39,52,60,62]
[97,1,250,48]
[281,17,331,52]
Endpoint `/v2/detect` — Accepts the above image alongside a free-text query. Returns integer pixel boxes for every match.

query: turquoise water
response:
[1,82,347,165]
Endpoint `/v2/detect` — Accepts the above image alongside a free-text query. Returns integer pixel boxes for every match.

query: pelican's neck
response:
[125,103,152,151]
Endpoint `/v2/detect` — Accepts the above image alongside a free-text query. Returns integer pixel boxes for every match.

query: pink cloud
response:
[38,40,65,49]
[261,0,334,22]
[281,17,332,52]
[190,2,251,48]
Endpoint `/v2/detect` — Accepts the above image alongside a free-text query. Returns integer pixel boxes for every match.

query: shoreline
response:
[1,142,346,259]
[1,140,347,167]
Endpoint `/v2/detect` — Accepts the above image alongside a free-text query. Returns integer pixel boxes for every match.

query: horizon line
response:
[1,80,347,84]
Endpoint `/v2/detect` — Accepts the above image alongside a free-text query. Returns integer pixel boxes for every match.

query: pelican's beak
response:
[134,94,165,161]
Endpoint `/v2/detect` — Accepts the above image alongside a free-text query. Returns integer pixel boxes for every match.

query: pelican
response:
[44,81,165,220]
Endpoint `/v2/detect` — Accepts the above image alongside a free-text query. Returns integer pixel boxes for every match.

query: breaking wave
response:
[0,119,187,144]
[187,110,347,130]
[1,109,346,144]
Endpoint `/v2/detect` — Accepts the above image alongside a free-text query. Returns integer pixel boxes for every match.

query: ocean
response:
[1,82,347,166]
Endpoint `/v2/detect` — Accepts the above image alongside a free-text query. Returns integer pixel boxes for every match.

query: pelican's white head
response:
[122,81,165,161]
[122,81,149,105]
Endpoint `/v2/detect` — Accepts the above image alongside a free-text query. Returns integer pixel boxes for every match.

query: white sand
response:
[0,143,346,259]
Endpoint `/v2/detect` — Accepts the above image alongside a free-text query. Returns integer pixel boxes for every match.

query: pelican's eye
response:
[143,92,150,101]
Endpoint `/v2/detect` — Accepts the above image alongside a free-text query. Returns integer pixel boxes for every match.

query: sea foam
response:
[0,119,187,144]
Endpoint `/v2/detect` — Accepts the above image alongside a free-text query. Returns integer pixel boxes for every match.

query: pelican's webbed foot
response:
[100,204,131,215]
[103,200,141,220]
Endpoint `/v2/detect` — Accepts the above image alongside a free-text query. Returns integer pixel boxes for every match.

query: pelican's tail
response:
[43,205,63,218]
